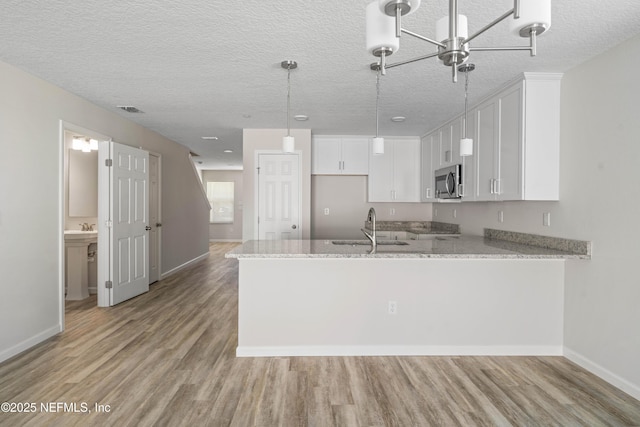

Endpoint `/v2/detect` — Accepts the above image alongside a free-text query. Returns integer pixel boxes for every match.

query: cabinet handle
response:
[495,179,501,195]
[426,188,431,199]
[490,179,495,194]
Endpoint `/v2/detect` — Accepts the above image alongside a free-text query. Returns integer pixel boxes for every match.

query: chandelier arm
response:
[463,8,515,46]
[385,51,440,69]
[401,29,446,49]
[469,46,532,52]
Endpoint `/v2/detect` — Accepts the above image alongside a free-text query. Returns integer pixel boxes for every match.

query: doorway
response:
[60,122,162,314]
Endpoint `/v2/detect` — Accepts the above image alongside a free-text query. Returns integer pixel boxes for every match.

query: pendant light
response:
[458,63,474,157]
[371,63,384,155]
[281,60,297,153]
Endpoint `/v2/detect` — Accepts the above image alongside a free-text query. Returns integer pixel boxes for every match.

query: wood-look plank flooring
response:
[1,243,639,426]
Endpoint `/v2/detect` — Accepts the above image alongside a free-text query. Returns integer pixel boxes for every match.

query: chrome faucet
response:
[79,223,95,231]
[361,207,377,253]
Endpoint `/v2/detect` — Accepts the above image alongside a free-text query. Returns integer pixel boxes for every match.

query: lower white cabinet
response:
[368,138,421,202]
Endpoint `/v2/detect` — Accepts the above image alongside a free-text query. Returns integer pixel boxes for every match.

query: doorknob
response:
[145,226,152,231]
[291,225,297,229]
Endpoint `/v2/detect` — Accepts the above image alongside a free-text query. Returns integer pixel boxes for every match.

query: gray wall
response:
[434,34,640,398]
[311,175,432,239]
[0,59,210,362]
[202,170,243,241]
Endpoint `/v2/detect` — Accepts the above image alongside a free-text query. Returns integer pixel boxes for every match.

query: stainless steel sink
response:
[332,240,409,246]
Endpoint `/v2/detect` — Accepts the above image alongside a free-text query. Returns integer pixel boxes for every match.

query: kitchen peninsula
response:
[226,230,590,358]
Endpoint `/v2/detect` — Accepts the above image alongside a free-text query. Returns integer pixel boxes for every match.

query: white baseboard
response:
[236,345,563,358]
[564,346,640,401]
[0,325,62,364]
[209,239,242,243]
[160,252,209,280]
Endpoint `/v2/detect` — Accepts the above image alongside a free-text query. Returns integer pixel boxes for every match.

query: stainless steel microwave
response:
[435,164,463,199]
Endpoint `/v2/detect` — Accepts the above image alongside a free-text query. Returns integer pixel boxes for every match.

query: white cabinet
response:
[368,138,421,202]
[312,136,369,175]
[470,73,561,201]
[421,133,436,201]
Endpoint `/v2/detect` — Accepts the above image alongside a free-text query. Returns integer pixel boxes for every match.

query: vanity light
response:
[281,60,297,153]
[72,136,99,152]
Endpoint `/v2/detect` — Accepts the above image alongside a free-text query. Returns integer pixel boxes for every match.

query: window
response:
[206,182,234,223]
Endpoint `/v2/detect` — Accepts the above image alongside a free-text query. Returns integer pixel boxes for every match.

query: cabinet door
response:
[392,138,421,202]
[439,125,452,167]
[497,83,523,200]
[368,141,395,202]
[461,109,476,200]
[450,117,463,166]
[475,98,499,201]
[312,137,342,174]
[340,137,369,175]
[421,134,435,201]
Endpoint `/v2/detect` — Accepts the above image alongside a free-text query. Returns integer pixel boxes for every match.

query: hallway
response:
[1,243,639,426]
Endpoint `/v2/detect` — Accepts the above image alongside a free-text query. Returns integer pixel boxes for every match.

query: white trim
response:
[564,346,640,401]
[209,239,242,243]
[149,151,162,284]
[189,154,211,211]
[0,325,62,364]
[236,345,563,358]
[160,252,210,280]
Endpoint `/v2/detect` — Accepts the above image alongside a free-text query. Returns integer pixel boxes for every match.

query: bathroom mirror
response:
[68,149,98,217]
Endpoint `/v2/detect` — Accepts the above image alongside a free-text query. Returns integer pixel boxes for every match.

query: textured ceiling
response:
[2,0,640,169]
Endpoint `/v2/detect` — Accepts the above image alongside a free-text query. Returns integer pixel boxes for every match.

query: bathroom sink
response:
[64,230,98,242]
[332,240,409,246]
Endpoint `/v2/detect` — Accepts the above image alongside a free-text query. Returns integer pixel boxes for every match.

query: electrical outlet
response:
[434,208,438,217]
[543,212,551,227]
[498,210,504,223]
[452,209,457,219]
[323,208,330,215]
[388,301,397,315]
[390,208,396,216]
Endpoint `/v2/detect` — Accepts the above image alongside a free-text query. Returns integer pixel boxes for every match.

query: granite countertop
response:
[369,221,460,235]
[225,233,591,260]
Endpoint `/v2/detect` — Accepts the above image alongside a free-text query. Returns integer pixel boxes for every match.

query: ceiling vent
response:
[117,105,144,113]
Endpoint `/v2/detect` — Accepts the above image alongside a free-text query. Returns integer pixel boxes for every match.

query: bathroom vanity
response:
[64,230,97,300]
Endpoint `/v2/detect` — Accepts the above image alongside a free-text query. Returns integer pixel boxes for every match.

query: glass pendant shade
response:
[372,137,384,155]
[435,14,468,42]
[509,0,551,36]
[366,1,400,55]
[283,135,295,153]
[460,137,473,157]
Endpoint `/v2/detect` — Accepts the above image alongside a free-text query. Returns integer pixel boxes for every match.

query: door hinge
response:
[257,216,260,224]
[105,159,113,167]
[105,280,113,289]
[256,167,260,175]
[105,220,113,228]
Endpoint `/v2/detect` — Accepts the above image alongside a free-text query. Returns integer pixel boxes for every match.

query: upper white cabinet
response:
[368,138,421,202]
[469,73,561,201]
[421,133,437,201]
[312,136,369,175]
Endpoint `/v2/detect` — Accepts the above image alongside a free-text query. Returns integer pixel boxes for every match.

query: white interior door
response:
[99,141,150,306]
[257,153,300,240]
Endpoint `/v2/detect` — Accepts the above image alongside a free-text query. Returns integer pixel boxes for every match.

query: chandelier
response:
[366,0,551,82]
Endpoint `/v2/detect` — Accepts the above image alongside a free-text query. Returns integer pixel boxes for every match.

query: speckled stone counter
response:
[225,234,590,260]
[369,220,460,235]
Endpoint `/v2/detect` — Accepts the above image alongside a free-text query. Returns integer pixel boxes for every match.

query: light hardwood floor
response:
[1,243,639,426]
